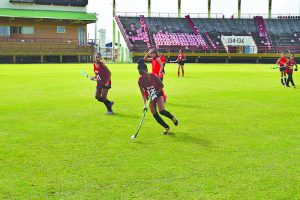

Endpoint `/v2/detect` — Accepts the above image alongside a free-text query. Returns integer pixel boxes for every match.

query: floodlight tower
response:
[238,0,241,18]
[178,0,181,18]
[208,0,211,18]
[148,0,151,17]
[268,0,272,19]
[112,0,116,61]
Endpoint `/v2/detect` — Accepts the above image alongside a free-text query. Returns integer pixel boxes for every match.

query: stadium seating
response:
[116,15,300,53]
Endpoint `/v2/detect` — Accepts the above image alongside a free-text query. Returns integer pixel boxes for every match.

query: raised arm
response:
[144,49,153,62]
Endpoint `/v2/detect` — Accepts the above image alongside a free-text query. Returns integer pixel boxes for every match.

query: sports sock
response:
[284,76,287,84]
[182,70,184,77]
[159,110,174,120]
[281,78,284,84]
[103,99,112,111]
[153,113,169,129]
[178,71,180,77]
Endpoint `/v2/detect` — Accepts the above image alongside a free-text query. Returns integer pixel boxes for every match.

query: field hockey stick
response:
[271,66,279,69]
[131,98,151,140]
[80,70,95,81]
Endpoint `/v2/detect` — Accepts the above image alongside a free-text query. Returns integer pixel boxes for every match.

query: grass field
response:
[0,63,300,199]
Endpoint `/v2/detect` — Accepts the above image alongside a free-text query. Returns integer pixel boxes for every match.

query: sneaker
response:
[293,85,296,89]
[172,117,179,126]
[107,110,114,115]
[162,127,170,135]
[286,85,290,87]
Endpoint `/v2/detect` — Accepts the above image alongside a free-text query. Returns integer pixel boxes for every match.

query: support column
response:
[178,0,181,18]
[78,55,81,63]
[60,55,63,63]
[238,0,241,19]
[208,0,211,18]
[148,0,151,17]
[117,31,121,62]
[112,0,116,62]
[40,55,44,63]
[268,0,272,19]
[13,55,16,63]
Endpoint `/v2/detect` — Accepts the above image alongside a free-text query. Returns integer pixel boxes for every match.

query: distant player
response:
[160,52,167,74]
[285,54,298,88]
[144,49,164,81]
[137,59,178,135]
[170,49,186,77]
[276,52,288,86]
[90,53,114,114]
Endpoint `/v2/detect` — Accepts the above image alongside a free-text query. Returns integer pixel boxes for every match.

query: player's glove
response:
[143,106,148,112]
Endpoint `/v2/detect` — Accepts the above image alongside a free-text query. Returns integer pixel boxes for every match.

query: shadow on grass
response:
[167,102,203,109]
[111,112,139,119]
[172,131,212,147]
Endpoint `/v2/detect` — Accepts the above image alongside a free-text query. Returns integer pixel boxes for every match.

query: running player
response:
[90,53,114,114]
[144,49,164,81]
[276,52,288,86]
[285,54,298,88]
[160,51,167,74]
[137,59,178,135]
[170,49,186,77]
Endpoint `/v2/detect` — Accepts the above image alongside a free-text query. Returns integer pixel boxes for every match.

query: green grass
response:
[0,63,299,199]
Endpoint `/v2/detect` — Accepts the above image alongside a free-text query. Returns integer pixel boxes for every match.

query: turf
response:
[0,63,299,199]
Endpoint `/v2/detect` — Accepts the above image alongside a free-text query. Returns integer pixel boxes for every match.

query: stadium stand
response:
[116,15,300,55]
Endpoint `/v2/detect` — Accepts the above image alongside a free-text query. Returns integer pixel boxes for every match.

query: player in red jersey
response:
[170,49,186,77]
[276,52,288,86]
[160,51,167,74]
[90,53,114,114]
[285,54,298,88]
[144,49,164,81]
[137,59,178,135]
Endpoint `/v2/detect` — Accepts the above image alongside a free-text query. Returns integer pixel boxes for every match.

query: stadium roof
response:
[0,8,97,22]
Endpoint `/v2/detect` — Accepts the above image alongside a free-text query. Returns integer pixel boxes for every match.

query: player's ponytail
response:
[138,59,148,71]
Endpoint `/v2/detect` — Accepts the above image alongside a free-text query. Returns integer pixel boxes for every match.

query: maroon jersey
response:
[177,53,185,61]
[152,57,163,78]
[138,73,165,100]
[93,62,111,86]
[286,59,297,74]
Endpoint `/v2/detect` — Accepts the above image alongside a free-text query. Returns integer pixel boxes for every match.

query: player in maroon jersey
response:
[144,49,164,81]
[90,53,114,114]
[276,52,288,86]
[285,54,298,88]
[137,59,178,135]
[170,49,186,77]
[160,51,167,74]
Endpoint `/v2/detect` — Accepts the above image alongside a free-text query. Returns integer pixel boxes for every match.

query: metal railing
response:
[116,12,223,18]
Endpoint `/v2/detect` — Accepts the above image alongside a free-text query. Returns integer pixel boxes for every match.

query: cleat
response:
[172,117,179,126]
[286,85,290,87]
[162,127,170,135]
[107,110,114,115]
[294,85,296,89]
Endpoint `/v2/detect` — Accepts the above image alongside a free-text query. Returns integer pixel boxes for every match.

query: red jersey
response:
[277,57,288,67]
[286,59,297,74]
[93,62,111,86]
[160,55,166,64]
[138,73,166,101]
[152,57,163,78]
[177,53,185,61]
